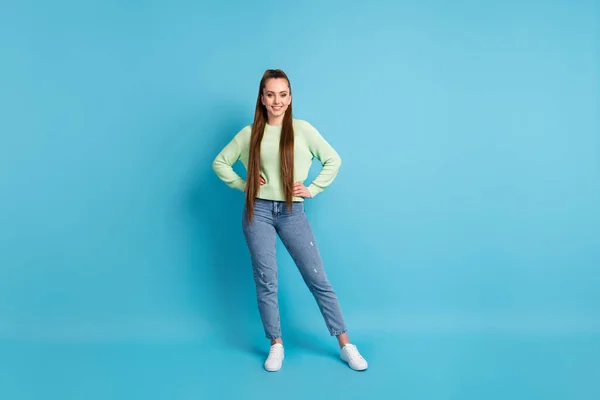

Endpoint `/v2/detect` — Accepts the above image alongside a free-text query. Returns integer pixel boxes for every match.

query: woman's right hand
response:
[244,176,266,192]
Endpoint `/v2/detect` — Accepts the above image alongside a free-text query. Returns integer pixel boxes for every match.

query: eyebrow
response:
[265,90,288,94]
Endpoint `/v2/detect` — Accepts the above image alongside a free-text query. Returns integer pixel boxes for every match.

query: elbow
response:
[324,153,342,170]
[332,153,342,171]
[211,156,221,173]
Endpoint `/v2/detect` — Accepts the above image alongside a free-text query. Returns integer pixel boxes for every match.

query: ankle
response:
[336,332,350,349]
[271,338,283,346]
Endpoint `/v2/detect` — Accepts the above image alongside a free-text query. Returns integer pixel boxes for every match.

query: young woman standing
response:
[212,69,368,372]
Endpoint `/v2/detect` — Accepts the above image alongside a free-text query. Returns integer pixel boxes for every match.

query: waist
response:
[255,186,305,202]
[254,198,304,205]
[249,197,305,215]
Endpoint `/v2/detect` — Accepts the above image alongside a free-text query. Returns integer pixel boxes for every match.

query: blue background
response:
[1,0,599,398]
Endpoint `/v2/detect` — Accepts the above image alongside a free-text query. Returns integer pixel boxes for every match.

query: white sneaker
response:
[340,344,368,371]
[264,343,284,372]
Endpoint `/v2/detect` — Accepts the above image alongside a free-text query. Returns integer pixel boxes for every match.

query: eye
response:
[281,93,287,97]
[267,94,273,98]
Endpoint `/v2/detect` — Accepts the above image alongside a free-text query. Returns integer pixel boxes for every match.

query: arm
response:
[212,135,246,192]
[304,123,342,198]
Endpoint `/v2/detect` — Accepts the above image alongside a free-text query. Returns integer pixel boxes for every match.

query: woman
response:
[212,69,368,372]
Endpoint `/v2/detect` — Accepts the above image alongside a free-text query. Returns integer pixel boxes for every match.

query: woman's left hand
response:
[293,182,312,198]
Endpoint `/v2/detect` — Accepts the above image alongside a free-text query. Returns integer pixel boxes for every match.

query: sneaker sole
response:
[264,357,284,372]
[264,365,282,372]
[340,354,368,371]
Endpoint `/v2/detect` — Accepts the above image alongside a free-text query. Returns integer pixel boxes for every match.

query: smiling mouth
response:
[272,106,282,111]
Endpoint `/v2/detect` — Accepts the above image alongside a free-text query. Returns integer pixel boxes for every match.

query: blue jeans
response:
[242,199,347,339]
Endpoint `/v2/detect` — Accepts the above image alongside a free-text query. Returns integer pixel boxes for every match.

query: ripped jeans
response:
[242,198,347,340]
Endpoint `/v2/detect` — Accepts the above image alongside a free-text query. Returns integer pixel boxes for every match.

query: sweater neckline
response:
[265,123,282,132]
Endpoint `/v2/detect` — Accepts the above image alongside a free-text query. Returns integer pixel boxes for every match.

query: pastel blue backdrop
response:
[1,0,598,399]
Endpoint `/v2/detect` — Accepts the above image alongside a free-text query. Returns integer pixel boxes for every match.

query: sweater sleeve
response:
[212,135,246,192]
[304,122,342,198]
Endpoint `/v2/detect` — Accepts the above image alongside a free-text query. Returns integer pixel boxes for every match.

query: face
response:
[261,78,291,123]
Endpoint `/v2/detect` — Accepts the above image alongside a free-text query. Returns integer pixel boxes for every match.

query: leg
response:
[275,202,369,371]
[275,202,347,337]
[242,202,281,341]
[336,332,351,348]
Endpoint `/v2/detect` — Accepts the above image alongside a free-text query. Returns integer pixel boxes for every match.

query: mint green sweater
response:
[212,119,341,201]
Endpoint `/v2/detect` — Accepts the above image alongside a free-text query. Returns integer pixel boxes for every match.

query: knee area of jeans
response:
[253,268,276,282]
[256,277,277,291]
[306,275,333,291]
[305,266,327,279]
[265,280,277,289]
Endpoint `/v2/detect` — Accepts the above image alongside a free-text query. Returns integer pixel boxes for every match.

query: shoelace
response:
[345,345,363,361]
[268,346,284,360]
